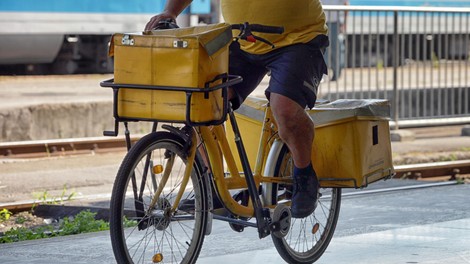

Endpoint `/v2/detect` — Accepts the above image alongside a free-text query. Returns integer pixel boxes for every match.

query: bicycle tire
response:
[110,131,210,264]
[264,143,341,264]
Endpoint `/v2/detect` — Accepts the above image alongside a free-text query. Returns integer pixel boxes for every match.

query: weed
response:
[449,153,458,161]
[0,209,12,222]
[439,153,458,162]
[123,216,138,228]
[33,185,76,207]
[59,210,109,236]
[15,215,27,224]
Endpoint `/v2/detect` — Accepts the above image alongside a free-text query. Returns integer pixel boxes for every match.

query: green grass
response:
[0,210,110,243]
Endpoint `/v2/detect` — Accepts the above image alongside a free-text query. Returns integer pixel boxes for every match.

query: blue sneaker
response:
[291,174,319,218]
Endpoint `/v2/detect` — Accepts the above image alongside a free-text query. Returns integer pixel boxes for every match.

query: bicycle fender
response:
[261,139,285,206]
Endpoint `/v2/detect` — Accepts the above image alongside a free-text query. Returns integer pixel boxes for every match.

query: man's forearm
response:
[164,0,193,18]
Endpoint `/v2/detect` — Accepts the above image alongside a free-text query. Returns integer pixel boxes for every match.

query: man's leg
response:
[270,93,313,168]
[270,93,319,218]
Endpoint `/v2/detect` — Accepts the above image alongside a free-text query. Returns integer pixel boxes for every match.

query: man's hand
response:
[145,0,192,31]
[145,12,176,31]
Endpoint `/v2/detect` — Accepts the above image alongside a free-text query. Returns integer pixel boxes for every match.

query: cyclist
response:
[145,1,329,218]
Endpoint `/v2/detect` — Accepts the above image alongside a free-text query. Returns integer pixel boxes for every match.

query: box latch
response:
[121,35,135,46]
[173,40,188,48]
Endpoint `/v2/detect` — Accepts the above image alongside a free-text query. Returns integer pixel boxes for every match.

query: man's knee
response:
[270,93,314,138]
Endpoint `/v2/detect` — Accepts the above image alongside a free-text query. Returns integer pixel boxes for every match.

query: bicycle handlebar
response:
[231,22,284,48]
[231,23,284,34]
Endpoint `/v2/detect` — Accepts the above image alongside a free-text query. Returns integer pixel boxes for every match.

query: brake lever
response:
[252,35,276,49]
[233,22,276,49]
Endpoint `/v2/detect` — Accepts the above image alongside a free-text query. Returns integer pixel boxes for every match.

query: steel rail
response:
[0,136,142,158]
[394,160,470,180]
[342,181,458,198]
[2,137,470,180]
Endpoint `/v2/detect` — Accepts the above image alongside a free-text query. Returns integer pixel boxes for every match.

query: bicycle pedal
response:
[228,189,251,232]
[228,215,248,233]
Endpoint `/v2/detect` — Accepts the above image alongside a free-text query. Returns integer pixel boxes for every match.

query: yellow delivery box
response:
[109,23,233,124]
[228,97,395,188]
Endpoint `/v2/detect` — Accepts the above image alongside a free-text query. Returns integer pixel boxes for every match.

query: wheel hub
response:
[152,198,172,231]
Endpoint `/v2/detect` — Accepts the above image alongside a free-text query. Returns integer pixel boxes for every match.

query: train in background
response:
[338,0,470,67]
[0,0,210,74]
[350,0,467,7]
[0,0,469,74]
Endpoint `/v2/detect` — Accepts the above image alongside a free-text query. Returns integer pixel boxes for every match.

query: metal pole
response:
[393,11,399,130]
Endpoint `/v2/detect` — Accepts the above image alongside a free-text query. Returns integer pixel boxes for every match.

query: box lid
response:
[236,97,391,126]
[311,99,391,127]
[109,23,232,59]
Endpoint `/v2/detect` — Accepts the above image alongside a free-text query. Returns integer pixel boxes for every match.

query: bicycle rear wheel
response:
[263,143,341,264]
[110,131,210,264]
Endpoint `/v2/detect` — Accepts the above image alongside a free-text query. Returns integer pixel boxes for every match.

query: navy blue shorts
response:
[229,35,328,110]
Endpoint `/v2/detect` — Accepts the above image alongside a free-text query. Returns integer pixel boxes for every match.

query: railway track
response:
[0,136,141,158]
[0,135,470,175]
[2,137,470,179]
[394,160,470,181]
[1,137,469,215]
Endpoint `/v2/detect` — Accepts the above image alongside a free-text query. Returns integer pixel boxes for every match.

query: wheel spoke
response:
[110,132,208,264]
[267,143,341,263]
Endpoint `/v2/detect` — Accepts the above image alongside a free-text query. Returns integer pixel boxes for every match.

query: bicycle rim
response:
[110,132,209,264]
[268,144,341,264]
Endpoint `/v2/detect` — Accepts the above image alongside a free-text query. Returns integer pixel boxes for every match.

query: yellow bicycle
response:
[101,22,394,264]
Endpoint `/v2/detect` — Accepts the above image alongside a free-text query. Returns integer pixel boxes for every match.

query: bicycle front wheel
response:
[110,131,210,264]
[264,143,341,264]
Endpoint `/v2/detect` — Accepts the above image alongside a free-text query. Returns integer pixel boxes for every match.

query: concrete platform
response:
[0,214,468,263]
[1,74,470,145]
[202,218,470,264]
[1,182,469,263]
[0,74,269,142]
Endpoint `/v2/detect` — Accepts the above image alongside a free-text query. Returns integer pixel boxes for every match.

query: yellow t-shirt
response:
[221,0,328,54]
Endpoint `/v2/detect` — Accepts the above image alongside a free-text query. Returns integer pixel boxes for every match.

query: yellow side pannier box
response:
[229,97,395,188]
[108,23,233,123]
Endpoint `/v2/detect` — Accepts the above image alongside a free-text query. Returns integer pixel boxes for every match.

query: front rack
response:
[100,74,243,136]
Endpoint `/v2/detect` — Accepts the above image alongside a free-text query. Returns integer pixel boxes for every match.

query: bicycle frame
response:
[198,110,278,218]
[193,103,296,237]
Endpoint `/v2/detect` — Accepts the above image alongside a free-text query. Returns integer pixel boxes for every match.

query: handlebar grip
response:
[103,131,118,137]
[250,24,284,34]
[231,24,243,30]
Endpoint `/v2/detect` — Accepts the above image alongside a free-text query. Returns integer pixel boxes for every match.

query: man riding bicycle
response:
[145,0,329,218]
